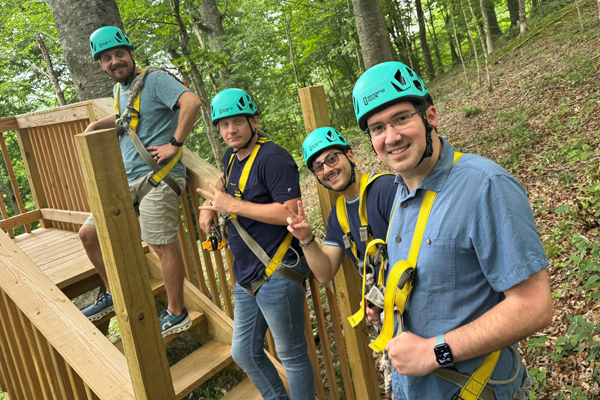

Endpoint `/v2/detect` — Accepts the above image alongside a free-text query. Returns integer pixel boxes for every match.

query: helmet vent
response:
[413,80,423,91]
[406,68,415,77]
[394,70,406,86]
[326,130,336,142]
[391,82,408,92]
[115,31,123,42]
[90,41,95,51]
[249,103,255,111]
[238,97,246,108]
[353,96,359,114]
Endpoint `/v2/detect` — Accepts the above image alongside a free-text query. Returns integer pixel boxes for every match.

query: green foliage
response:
[460,105,482,117]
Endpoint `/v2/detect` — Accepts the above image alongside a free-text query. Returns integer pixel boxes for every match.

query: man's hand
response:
[283,200,314,244]
[146,143,180,164]
[386,332,437,376]
[198,209,218,235]
[366,304,383,327]
[197,180,237,215]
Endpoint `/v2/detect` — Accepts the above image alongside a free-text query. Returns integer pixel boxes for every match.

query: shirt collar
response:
[393,137,457,195]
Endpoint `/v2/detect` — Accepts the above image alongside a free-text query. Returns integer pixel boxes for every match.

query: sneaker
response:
[82,291,114,321]
[159,308,192,338]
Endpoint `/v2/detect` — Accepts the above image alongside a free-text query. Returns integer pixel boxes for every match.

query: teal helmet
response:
[303,127,351,170]
[90,26,133,60]
[211,88,258,126]
[352,61,432,131]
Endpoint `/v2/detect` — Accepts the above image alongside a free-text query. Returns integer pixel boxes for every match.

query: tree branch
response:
[189,12,212,32]
[221,0,228,18]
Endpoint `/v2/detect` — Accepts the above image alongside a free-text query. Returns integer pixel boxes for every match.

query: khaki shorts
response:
[83,172,187,245]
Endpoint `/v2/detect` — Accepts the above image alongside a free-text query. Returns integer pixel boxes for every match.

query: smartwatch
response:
[170,137,184,147]
[434,334,453,366]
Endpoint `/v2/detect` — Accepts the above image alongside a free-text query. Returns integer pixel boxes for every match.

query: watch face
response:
[434,344,453,365]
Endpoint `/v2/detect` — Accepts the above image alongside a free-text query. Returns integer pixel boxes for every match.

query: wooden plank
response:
[304,299,326,399]
[187,188,211,296]
[32,324,60,400]
[214,250,233,318]
[49,344,76,400]
[0,289,31,399]
[66,120,91,215]
[178,219,197,286]
[66,363,88,400]
[0,117,17,133]
[181,148,222,195]
[180,186,208,295]
[0,190,14,238]
[309,277,340,400]
[17,308,52,400]
[0,133,30,233]
[56,124,85,215]
[15,128,52,228]
[224,249,236,287]
[299,85,380,400]
[0,210,41,231]
[40,208,90,225]
[170,340,232,399]
[15,104,89,129]
[31,127,66,230]
[326,285,355,400]
[91,98,115,120]
[0,293,23,400]
[86,104,97,123]
[48,124,78,226]
[0,231,135,400]
[75,128,175,400]
[220,378,263,400]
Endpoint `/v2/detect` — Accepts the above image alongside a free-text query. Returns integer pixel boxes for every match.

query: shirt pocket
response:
[416,237,456,293]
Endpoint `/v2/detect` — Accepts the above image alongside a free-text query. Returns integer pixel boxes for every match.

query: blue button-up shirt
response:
[387,138,548,400]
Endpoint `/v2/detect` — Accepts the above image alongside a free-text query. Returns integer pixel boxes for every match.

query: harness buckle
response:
[359,226,370,242]
[147,177,160,188]
[230,183,242,197]
[342,233,353,249]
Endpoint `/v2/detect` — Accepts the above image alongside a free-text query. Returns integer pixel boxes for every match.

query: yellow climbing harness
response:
[223,136,304,296]
[334,172,393,327]
[360,151,516,400]
[114,69,183,203]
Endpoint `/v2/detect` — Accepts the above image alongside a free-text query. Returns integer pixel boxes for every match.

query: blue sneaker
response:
[159,308,192,338]
[82,291,114,322]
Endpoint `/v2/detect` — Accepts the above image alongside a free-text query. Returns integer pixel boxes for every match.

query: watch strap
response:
[435,334,445,346]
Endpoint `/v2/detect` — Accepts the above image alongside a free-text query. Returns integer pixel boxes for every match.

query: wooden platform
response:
[12,227,95,290]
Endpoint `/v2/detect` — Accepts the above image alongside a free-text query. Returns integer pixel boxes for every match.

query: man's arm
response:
[147,91,201,163]
[84,113,117,133]
[386,269,553,376]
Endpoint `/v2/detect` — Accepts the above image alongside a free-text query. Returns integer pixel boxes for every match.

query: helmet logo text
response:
[220,107,233,113]
[363,89,386,106]
[309,140,323,151]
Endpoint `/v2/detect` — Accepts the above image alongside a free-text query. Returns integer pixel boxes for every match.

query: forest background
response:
[0,0,599,398]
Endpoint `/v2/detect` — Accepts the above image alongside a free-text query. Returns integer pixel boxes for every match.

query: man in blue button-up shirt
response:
[351,62,553,400]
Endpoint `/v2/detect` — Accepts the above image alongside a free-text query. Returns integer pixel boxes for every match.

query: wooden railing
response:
[0,228,134,400]
[0,95,379,399]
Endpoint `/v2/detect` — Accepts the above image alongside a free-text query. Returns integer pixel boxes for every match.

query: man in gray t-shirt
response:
[81,26,202,337]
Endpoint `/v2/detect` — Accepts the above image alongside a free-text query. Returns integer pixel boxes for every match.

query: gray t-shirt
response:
[114,70,189,181]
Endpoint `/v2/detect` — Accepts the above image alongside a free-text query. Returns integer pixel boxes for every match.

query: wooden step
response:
[171,340,233,399]
[221,378,263,400]
[93,278,165,326]
[112,310,206,353]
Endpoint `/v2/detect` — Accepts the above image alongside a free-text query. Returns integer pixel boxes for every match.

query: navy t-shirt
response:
[324,174,397,283]
[223,140,303,288]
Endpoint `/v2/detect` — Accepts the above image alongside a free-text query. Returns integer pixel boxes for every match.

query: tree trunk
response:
[189,17,219,93]
[347,0,365,73]
[485,0,502,35]
[449,2,468,84]
[507,0,520,29]
[467,0,492,89]
[445,12,459,65]
[518,0,528,33]
[170,0,224,171]
[479,0,493,53]
[351,0,394,69]
[37,34,66,106]
[426,0,444,74]
[194,0,231,82]
[385,0,410,65]
[459,0,481,85]
[414,0,435,81]
[45,0,122,101]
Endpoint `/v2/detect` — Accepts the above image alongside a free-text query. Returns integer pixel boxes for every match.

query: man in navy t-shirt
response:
[197,88,315,400]
[284,127,396,325]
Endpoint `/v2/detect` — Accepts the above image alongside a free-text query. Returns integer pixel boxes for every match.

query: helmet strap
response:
[415,110,434,168]
[232,116,257,154]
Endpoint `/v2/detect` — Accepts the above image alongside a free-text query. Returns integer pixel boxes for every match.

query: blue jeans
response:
[231,256,315,400]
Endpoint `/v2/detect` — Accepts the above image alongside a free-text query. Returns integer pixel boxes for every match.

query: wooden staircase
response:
[103,251,266,399]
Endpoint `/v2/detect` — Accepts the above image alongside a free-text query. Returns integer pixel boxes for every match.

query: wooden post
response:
[298,86,380,400]
[74,128,176,400]
[15,128,53,228]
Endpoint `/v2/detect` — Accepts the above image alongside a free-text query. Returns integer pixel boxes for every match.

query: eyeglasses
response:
[364,111,419,137]
[311,152,345,175]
